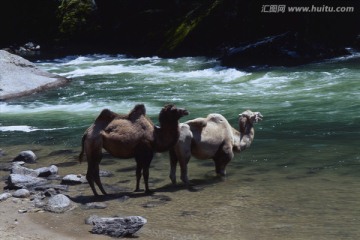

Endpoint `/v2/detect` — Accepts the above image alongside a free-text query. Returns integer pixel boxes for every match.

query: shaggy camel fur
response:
[79,104,188,195]
[169,110,262,184]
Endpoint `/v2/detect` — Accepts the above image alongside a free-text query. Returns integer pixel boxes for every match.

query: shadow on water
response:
[56,161,79,167]
[48,149,77,156]
[71,175,224,204]
[156,175,224,193]
[69,192,149,204]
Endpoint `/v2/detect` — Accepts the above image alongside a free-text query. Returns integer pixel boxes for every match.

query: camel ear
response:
[164,104,175,110]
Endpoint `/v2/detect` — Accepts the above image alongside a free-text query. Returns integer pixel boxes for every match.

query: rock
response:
[7,174,48,190]
[0,192,12,201]
[87,215,147,238]
[12,189,31,198]
[11,164,38,177]
[83,202,108,210]
[35,165,59,177]
[99,170,113,177]
[44,194,76,213]
[34,184,69,193]
[61,174,87,185]
[13,151,37,164]
[0,50,69,100]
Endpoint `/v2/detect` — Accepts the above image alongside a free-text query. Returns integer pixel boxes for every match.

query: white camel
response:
[169,110,262,184]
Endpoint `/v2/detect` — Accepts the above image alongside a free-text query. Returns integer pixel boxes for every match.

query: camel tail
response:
[79,133,86,163]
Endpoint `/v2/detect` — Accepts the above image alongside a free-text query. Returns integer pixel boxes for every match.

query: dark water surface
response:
[0,54,359,239]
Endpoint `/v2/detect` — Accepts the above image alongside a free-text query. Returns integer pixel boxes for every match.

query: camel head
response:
[158,104,189,124]
[239,110,263,133]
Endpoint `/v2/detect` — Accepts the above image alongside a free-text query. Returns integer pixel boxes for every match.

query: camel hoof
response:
[134,188,143,193]
[145,189,154,195]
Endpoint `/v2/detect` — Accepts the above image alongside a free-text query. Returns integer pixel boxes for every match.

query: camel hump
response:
[186,117,207,128]
[97,108,119,122]
[207,114,228,124]
[128,104,146,120]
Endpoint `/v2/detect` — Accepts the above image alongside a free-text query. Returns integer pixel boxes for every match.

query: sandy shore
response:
[0,198,108,240]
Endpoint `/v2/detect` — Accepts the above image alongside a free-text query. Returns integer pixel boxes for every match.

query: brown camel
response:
[79,104,189,196]
[169,110,262,184]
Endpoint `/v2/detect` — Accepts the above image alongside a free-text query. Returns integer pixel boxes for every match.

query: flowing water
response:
[0,53,360,239]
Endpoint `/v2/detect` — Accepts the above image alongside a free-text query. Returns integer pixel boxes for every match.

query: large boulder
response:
[220,32,350,68]
[7,174,48,190]
[86,215,147,238]
[0,50,69,100]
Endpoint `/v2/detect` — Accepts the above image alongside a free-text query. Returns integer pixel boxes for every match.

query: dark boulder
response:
[221,32,351,68]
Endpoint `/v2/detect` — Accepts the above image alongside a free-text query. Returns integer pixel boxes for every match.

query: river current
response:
[0,54,359,239]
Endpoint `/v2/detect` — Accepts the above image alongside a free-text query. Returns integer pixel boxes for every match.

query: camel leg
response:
[170,147,190,185]
[214,144,233,177]
[85,143,105,196]
[169,148,178,184]
[143,164,152,194]
[135,146,153,194]
[179,154,191,185]
[86,161,99,196]
[135,164,142,192]
[93,160,107,195]
[172,134,192,185]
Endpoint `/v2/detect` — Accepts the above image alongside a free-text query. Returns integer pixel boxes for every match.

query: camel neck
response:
[154,121,180,152]
[233,123,255,152]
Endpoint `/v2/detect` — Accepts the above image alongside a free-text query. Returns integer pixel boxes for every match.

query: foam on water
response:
[0,125,69,132]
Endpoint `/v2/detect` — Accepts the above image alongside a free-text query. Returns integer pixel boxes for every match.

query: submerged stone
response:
[13,150,37,163]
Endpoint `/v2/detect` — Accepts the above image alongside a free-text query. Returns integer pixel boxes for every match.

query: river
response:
[1,53,360,239]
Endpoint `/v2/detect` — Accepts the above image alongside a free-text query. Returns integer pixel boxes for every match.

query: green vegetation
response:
[57,0,99,41]
[161,0,222,53]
